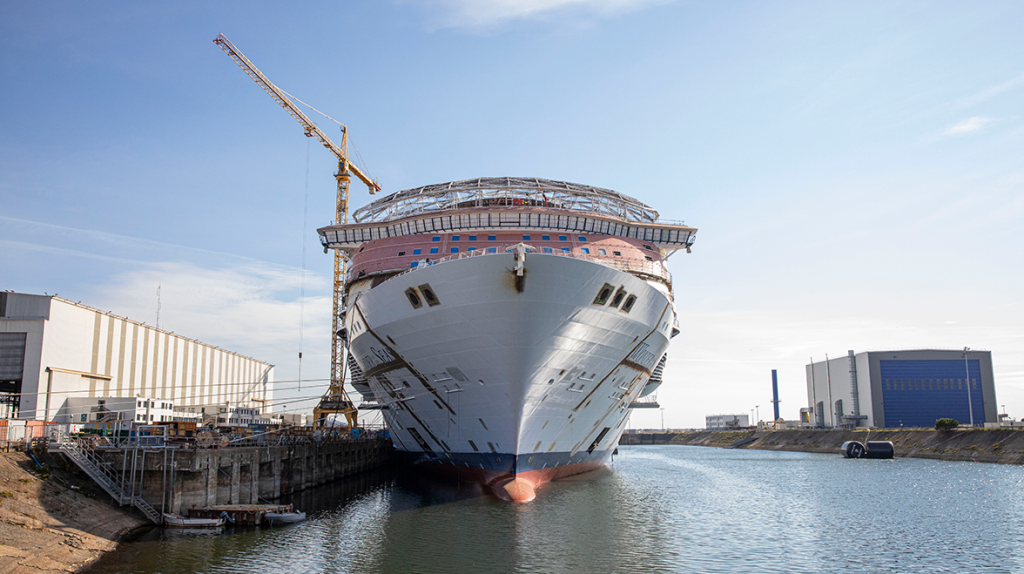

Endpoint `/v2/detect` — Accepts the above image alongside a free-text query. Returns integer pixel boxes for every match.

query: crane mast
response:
[214,33,378,430]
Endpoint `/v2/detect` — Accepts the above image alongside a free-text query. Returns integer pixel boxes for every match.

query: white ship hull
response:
[346,251,673,501]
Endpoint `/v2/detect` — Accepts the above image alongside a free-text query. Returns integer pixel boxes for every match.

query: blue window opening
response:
[452,235,460,241]
[542,235,551,241]
[578,236,587,242]
[561,247,570,253]
[487,247,497,253]
[559,235,567,241]
[410,261,419,268]
[451,247,459,253]
[469,235,477,241]
[413,248,421,255]
[523,235,531,240]
[581,247,590,254]
[468,247,477,251]
[430,247,439,254]
[432,236,441,242]
[488,235,496,241]
[543,247,553,253]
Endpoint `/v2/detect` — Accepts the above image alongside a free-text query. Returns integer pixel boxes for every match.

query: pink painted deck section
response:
[348,233,663,280]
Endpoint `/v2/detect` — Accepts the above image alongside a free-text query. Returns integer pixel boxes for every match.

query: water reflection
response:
[90,446,1024,574]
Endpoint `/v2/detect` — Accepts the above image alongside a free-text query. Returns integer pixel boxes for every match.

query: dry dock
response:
[81,438,393,516]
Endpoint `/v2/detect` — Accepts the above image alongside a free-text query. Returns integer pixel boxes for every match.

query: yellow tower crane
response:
[213,33,380,430]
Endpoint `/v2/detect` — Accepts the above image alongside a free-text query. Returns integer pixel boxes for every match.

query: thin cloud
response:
[945,116,993,135]
[0,215,258,265]
[944,72,1024,113]
[413,0,674,30]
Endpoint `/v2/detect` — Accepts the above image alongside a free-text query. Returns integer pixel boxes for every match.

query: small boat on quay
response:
[264,510,306,525]
[163,514,226,528]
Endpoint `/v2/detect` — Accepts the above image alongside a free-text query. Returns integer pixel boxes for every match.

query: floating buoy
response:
[841,440,894,459]
[841,441,866,458]
[863,441,895,459]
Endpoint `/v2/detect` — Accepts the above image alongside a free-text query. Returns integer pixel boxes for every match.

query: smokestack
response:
[772,369,780,421]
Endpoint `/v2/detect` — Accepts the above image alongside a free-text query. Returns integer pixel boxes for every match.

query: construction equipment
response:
[214,34,378,430]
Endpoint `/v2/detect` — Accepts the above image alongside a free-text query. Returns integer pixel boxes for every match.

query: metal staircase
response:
[54,440,161,525]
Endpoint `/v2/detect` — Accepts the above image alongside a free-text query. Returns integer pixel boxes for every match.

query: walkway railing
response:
[356,247,673,290]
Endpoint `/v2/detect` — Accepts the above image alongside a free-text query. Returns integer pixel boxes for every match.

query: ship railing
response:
[364,247,672,289]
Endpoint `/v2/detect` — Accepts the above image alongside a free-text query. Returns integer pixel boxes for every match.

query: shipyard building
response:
[805,349,996,429]
[706,414,750,430]
[0,291,273,423]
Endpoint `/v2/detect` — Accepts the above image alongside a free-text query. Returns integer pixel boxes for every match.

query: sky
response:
[2,0,1022,429]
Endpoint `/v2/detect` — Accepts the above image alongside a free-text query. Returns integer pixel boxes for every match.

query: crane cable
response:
[280,89,373,181]
[297,137,311,391]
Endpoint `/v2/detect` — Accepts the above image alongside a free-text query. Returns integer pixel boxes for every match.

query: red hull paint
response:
[415,457,611,502]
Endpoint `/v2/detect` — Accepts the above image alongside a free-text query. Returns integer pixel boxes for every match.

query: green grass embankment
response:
[668,428,1024,464]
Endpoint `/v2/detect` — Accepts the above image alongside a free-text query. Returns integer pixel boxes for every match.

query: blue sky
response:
[2,1,1022,428]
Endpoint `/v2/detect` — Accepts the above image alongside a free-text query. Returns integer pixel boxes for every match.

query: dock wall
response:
[91,439,392,515]
[622,429,1024,465]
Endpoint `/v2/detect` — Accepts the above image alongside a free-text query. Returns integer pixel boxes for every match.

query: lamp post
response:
[963,347,974,427]
[660,408,665,431]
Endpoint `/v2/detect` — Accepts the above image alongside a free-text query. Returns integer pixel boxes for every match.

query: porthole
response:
[610,288,626,308]
[592,282,615,306]
[643,244,654,250]
[613,251,622,257]
[488,235,496,241]
[398,251,406,256]
[419,284,440,306]
[645,256,653,261]
[405,288,422,308]
[621,295,637,313]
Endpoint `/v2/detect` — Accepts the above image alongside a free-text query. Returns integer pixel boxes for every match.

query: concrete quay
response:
[89,438,393,516]
[621,428,1024,465]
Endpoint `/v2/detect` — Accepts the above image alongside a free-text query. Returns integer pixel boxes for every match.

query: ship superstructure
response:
[318,177,696,501]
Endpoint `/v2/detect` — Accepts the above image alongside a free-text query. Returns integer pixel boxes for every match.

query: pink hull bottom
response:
[413,456,612,503]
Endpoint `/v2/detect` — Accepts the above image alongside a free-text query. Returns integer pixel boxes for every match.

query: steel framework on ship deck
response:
[353,177,663,224]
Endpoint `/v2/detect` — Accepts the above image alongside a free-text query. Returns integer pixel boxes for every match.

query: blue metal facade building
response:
[805,350,996,429]
[879,359,984,428]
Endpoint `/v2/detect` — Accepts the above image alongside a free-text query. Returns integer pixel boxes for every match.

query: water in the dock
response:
[89,445,1024,573]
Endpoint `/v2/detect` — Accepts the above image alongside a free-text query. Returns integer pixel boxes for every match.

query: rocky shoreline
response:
[664,428,1024,464]
[0,451,147,573]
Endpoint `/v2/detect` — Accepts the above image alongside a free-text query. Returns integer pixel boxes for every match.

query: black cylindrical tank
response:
[864,441,895,459]
[841,441,866,458]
